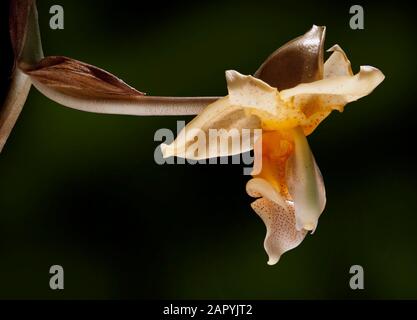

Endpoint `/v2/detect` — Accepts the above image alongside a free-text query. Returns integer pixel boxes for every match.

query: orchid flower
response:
[162,26,384,265]
[2,1,385,266]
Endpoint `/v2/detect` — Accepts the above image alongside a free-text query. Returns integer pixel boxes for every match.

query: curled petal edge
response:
[247,178,307,265]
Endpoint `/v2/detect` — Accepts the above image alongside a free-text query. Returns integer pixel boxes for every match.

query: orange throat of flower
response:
[252,130,295,200]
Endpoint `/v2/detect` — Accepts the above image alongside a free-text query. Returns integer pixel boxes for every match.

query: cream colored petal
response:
[324,45,353,78]
[286,127,326,232]
[161,97,261,160]
[162,70,284,160]
[226,70,280,116]
[226,71,306,134]
[299,45,350,132]
[246,178,287,208]
[280,64,384,135]
[251,197,307,265]
[280,65,385,106]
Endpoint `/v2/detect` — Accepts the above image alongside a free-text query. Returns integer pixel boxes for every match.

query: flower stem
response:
[30,78,220,115]
[0,68,32,152]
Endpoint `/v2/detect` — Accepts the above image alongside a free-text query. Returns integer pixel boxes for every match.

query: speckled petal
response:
[250,197,307,265]
[280,64,384,134]
[226,70,281,116]
[283,45,353,135]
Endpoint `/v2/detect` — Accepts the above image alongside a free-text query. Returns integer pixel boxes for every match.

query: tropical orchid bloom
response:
[2,2,384,266]
[162,26,385,265]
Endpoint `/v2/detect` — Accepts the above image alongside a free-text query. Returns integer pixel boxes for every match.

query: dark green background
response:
[0,0,416,299]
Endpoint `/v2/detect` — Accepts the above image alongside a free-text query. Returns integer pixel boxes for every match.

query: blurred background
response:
[0,0,416,299]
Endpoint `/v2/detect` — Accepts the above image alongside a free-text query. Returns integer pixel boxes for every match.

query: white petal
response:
[286,127,326,232]
[324,45,353,78]
[246,178,287,208]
